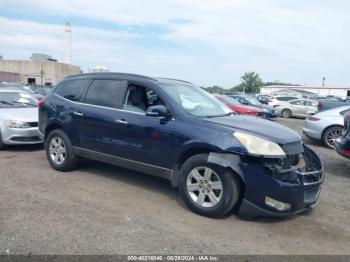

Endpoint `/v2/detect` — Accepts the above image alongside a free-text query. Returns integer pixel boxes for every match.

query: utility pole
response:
[322,77,326,87]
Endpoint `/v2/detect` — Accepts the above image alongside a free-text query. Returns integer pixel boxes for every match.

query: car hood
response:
[204,115,300,144]
[0,108,38,122]
[236,105,263,112]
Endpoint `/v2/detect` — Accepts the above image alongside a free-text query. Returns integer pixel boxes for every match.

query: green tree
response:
[203,85,225,94]
[239,72,263,93]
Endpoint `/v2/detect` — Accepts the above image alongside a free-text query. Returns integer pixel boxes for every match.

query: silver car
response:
[277,99,318,118]
[0,90,41,149]
[303,106,350,148]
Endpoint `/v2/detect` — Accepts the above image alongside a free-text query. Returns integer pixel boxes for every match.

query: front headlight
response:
[5,120,30,129]
[233,131,286,157]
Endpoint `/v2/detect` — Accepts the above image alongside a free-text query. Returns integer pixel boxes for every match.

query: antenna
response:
[65,22,72,64]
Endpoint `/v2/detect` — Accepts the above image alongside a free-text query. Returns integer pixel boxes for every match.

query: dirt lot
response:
[0,118,349,255]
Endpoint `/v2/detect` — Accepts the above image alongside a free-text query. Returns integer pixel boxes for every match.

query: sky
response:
[0,0,349,88]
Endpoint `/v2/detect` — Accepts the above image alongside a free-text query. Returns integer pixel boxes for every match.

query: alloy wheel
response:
[49,137,66,165]
[186,166,223,208]
[325,127,343,148]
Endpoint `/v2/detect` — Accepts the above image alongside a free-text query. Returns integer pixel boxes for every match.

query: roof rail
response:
[155,77,193,84]
[65,72,157,82]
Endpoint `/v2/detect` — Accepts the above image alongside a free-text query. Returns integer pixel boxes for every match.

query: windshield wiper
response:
[10,101,37,107]
[205,112,236,118]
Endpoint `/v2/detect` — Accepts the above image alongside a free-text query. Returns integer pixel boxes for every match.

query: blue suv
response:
[39,73,324,218]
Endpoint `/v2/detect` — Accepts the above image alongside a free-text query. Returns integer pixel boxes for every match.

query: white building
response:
[260,85,350,99]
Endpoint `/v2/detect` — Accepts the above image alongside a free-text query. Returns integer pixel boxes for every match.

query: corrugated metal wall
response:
[0,71,20,82]
[0,60,81,85]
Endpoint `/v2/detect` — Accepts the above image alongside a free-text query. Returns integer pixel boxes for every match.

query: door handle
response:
[115,119,128,124]
[73,111,84,117]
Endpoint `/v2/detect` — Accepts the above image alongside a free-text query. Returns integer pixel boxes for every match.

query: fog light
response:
[265,196,291,211]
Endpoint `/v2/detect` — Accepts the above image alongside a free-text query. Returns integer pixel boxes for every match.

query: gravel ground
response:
[0,117,349,255]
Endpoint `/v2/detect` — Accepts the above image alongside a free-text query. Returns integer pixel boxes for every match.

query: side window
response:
[84,80,123,108]
[122,84,166,114]
[305,101,317,107]
[290,100,304,105]
[55,79,90,101]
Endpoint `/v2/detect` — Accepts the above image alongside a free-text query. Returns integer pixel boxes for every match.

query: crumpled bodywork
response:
[208,144,324,217]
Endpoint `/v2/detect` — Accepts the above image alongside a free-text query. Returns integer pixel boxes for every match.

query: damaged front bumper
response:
[238,145,324,217]
[208,144,324,218]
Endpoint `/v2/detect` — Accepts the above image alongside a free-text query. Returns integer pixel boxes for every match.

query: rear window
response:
[55,79,90,102]
[84,80,124,108]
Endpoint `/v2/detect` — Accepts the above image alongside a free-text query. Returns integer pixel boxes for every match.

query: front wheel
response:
[45,129,78,171]
[179,154,241,218]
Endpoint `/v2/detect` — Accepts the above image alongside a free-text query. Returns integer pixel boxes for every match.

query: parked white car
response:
[268,95,300,107]
[0,90,41,149]
[303,106,350,148]
[276,99,318,118]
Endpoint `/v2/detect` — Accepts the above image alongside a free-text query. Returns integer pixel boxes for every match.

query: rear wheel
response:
[322,126,343,149]
[179,154,241,218]
[281,109,292,118]
[45,129,78,171]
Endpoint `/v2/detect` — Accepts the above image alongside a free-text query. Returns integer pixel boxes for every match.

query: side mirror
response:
[146,105,170,118]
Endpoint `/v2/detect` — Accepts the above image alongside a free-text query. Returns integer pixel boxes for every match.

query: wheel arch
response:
[44,122,64,141]
[170,144,246,191]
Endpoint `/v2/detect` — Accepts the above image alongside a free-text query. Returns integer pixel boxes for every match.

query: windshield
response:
[241,96,261,106]
[0,92,38,108]
[0,85,35,94]
[221,95,241,105]
[160,83,232,117]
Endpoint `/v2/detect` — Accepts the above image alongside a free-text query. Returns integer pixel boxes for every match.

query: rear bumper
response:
[302,120,323,140]
[1,127,42,145]
[264,111,277,119]
[237,146,324,218]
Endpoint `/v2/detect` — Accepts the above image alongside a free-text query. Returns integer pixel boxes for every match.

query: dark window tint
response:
[290,100,304,105]
[84,80,123,108]
[55,79,90,102]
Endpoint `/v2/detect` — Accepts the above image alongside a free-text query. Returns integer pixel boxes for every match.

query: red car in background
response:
[215,94,265,117]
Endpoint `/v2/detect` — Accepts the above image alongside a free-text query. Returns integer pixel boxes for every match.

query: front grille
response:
[28,122,38,127]
[10,136,41,142]
[283,142,304,155]
[302,170,323,185]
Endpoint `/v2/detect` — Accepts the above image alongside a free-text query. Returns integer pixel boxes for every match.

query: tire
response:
[179,154,241,218]
[0,131,7,150]
[322,126,343,149]
[281,109,292,118]
[45,129,78,171]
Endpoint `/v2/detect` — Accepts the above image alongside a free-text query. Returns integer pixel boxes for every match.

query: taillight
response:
[308,116,320,121]
[38,99,45,108]
[339,149,350,157]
